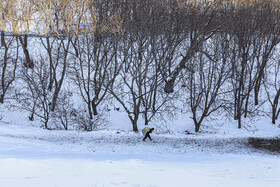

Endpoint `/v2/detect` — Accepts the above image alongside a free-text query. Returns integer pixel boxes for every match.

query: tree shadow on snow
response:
[248,138,280,154]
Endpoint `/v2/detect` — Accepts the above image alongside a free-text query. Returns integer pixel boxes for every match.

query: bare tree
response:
[253,1,280,105]
[0,33,19,103]
[17,55,75,130]
[184,33,231,132]
[50,90,74,130]
[17,56,52,129]
[163,0,221,93]
[264,53,280,124]
[34,0,123,113]
[225,2,263,128]
[70,32,121,122]
[0,1,20,103]
[110,33,146,132]
[66,0,123,131]
[109,0,178,131]
[16,0,37,68]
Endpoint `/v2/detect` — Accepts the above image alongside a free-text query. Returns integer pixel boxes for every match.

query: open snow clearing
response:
[0,123,279,187]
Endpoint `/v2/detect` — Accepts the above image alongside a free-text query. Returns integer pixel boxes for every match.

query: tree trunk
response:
[254,88,259,106]
[163,45,199,93]
[46,37,54,91]
[0,46,8,104]
[254,54,270,105]
[0,94,4,104]
[44,118,49,130]
[272,107,276,124]
[233,91,238,120]
[51,88,60,112]
[29,113,34,121]
[144,112,149,125]
[272,91,280,124]
[19,35,34,68]
[244,94,250,118]
[164,79,175,93]
[238,114,242,129]
[88,101,93,120]
[1,31,4,47]
[92,99,98,116]
[50,41,69,111]
[132,120,138,132]
[195,124,200,132]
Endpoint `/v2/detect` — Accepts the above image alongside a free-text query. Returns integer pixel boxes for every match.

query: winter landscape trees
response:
[0,0,280,132]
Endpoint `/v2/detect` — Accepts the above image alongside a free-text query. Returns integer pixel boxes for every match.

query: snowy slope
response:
[1,92,280,187]
[0,120,280,187]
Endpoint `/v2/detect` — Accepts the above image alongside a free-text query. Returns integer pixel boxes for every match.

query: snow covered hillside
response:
[0,120,280,187]
[1,0,280,186]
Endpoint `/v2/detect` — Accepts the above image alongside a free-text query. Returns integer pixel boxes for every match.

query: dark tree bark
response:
[18,34,34,68]
[0,32,18,104]
[163,1,221,93]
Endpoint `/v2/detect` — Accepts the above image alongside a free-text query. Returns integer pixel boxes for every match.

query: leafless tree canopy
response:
[0,0,280,132]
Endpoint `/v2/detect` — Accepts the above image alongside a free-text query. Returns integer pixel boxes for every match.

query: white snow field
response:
[0,116,280,187]
[0,156,279,187]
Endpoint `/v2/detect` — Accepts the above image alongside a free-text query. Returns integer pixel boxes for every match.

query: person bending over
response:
[142,127,154,141]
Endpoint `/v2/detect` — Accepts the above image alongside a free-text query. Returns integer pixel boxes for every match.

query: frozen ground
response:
[0,120,280,187]
[0,156,279,187]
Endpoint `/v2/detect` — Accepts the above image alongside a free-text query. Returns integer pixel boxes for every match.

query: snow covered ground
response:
[1,155,279,187]
[0,118,280,187]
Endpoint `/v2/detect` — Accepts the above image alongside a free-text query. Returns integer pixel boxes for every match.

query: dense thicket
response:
[0,0,280,132]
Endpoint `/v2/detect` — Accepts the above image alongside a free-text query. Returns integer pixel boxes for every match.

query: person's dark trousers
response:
[143,132,152,141]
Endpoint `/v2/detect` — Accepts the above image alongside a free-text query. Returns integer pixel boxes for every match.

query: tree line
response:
[0,0,280,132]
